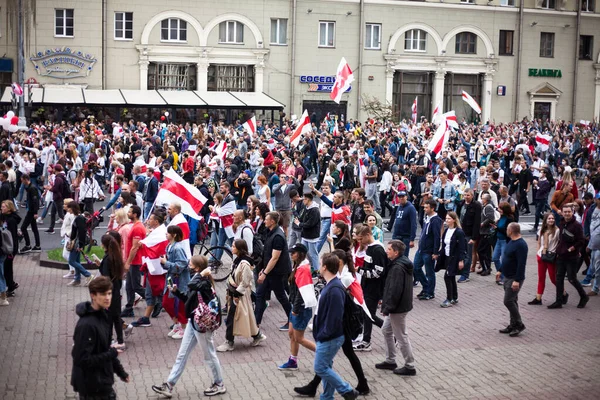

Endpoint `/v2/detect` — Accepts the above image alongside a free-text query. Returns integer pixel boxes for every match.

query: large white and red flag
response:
[432,102,441,124]
[296,260,318,307]
[289,109,312,147]
[339,270,372,320]
[330,57,354,104]
[209,141,228,161]
[243,115,257,137]
[536,132,552,151]
[462,90,482,114]
[442,110,459,130]
[154,168,207,220]
[331,204,351,227]
[218,199,237,239]
[140,224,169,275]
[411,97,418,124]
[427,120,449,155]
[168,212,192,258]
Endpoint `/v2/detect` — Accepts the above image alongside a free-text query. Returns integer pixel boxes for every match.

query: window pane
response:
[66,9,73,18]
[116,21,123,30]
[162,20,168,29]
[115,13,123,23]
[219,22,226,42]
[56,9,62,19]
[280,19,287,43]
[126,12,133,21]
[328,23,334,46]
[66,27,74,37]
[228,21,234,42]
[271,20,278,43]
[125,21,133,30]
[236,23,243,43]
[366,26,372,48]
[171,28,177,40]
[320,23,326,46]
[180,26,187,41]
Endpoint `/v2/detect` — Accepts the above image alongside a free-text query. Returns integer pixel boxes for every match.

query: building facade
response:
[1,0,599,123]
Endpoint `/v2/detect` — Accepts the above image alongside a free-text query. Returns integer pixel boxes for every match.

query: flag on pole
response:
[411,97,418,124]
[332,115,339,136]
[289,109,312,147]
[535,132,552,151]
[154,168,207,220]
[296,260,317,307]
[462,91,482,114]
[209,141,228,161]
[432,102,441,124]
[168,213,192,259]
[140,224,169,276]
[218,199,237,239]
[427,120,449,155]
[442,110,459,130]
[330,57,354,104]
[243,115,257,137]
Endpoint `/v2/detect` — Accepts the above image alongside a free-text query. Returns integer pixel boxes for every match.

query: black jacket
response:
[351,202,366,228]
[361,242,388,298]
[70,214,87,246]
[460,200,482,240]
[381,255,413,314]
[0,180,11,204]
[173,273,214,321]
[71,302,128,396]
[437,228,467,276]
[298,203,320,240]
[25,183,40,214]
[1,211,21,256]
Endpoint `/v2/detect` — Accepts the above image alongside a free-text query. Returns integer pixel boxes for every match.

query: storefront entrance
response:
[444,73,482,123]
[533,102,551,122]
[302,100,347,125]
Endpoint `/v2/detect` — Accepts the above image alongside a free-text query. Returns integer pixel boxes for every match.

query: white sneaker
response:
[63,271,75,279]
[0,298,9,306]
[171,327,184,340]
[250,333,266,347]
[134,293,143,307]
[83,275,96,287]
[167,324,181,338]
[217,341,235,352]
[36,217,43,224]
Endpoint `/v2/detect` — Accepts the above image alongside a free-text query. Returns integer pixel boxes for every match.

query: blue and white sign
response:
[307,83,351,93]
[30,47,97,79]
[301,76,351,93]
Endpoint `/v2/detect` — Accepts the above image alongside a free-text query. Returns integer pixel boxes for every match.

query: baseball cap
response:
[244,169,252,175]
[289,243,308,253]
[398,191,407,197]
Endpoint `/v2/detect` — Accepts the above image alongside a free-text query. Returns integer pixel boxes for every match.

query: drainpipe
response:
[17,0,25,120]
[102,0,107,89]
[514,0,524,121]
[290,0,297,115]
[572,2,581,122]
[357,0,364,120]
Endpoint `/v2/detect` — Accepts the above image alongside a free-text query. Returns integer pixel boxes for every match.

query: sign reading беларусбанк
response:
[528,68,562,78]
[30,48,97,79]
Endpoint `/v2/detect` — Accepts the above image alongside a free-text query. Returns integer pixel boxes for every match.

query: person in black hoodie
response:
[1,200,21,297]
[0,172,12,204]
[19,174,41,253]
[296,192,321,272]
[71,276,130,399]
[376,240,416,376]
[152,255,227,398]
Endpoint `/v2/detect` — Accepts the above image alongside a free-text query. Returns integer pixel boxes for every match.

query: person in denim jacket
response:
[432,171,456,220]
[160,225,191,340]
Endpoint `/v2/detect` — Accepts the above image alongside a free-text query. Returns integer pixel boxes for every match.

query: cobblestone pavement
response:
[1,236,599,400]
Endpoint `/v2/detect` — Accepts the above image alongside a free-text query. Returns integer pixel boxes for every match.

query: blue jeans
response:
[460,237,474,279]
[0,254,6,293]
[167,323,223,387]
[492,239,507,273]
[143,201,154,222]
[69,250,91,282]
[413,250,435,296]
[314,335,353,400]
[213,227,232,261]
[590,250,600,293]
[302,239,319,273]
[534,199,547,229]
[316,218,331,253]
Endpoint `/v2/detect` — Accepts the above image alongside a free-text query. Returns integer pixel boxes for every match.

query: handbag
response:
[192,286,222,333]
[541,251,556,263]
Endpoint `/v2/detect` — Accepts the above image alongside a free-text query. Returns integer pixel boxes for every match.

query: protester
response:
[1,200,21,298]
[437,212,467,307]
[66,202,95,287]
[414,199,442,300]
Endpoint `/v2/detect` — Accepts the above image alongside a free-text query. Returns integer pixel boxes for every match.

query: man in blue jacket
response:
[312,253,358,400]
[391,191,417,256]
[143,167,159,221]
[413,199,442,300]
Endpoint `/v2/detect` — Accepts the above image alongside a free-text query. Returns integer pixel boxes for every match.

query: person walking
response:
[547,204,589,309]
[437,212,467,307]
[375,240,417,376]
[531,168,552,232]
[498,223,528,337]
[390,190,417,257]
[477,194,496,277]
[19,174,41,253]
[71,276,130,399]
[432,171,456,220]
[66,202,95,287]
[46,164,68,234]
[79,169,105,214]
[272,174,298,237]
[122,205,146,318]
[529,213,563,305]
[492,202,516,285]
[1,200,21,298]
[584,193,600,297]
[152,256,227,398]
[458,189,481,283]
[414,199,443,300]
[296,192,321,273]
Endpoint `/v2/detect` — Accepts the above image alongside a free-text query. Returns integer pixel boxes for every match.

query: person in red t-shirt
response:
[122,205,147,318]
[181,153,195,184]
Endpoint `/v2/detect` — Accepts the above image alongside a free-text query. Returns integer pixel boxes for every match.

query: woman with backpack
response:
[217,239,266,352]
[65,202,95,287]
[0,200,20,304]
[152,255,226,398]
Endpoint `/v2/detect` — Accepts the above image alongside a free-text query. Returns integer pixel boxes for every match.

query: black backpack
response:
[242,226,265,269]
[343,291,364,341]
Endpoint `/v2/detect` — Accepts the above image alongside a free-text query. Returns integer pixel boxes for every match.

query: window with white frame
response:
[270,18,287,45]
[161,18,187,42]
[114,12,133,40]
[540,32,555,58]
[582,0,595,11]
[541,0,556,9]
[55,9,74,37]
[500,0,515,5]
[404,29,427,51]
[461,0,475,3]
[219,21,244,44]
[319,21,335,47]
[365,23,381,50]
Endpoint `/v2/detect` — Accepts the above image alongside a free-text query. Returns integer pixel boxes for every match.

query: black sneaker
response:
[419,294,435,300]
[19,246,31,253]
[45,229,56,234]
[131,317,151,327]
[509,324,526,337]
[547,301,562,309]
[293,383,318,397]
[341,389,359,400]
[353,341,371,352]
[375,361,397,370]
[120,309,135,318]
[6,291,15,298]
[279,322,289,331]
[499,325,513,334]
[32,246,41,252]
[151,304,162,318]
[577,295,589,309]
[562,292,569,305]
[528,298,542,305]
[393,366,417,376]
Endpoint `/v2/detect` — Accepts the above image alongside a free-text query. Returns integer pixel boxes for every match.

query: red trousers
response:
[162,293,187,323]
[537,255,557,295]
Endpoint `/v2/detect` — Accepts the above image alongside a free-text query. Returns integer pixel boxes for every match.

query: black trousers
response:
[556,258,587,301]
[21,211,40,247]
[518,189,530,213]
[225,295,260,343]
[379,192,394,218]
[82,198,95,214]
[254,274,292,326]
[477,235,492,273]
[4,256,15,290]
[124,265,145,311]
[310,333,367,387]
[362,294,384,344]
[49,199,65,229]
[108,284,124,344]
[79,388,117,400]
[444,272,458,301]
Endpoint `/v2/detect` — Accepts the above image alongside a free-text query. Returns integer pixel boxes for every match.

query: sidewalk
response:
[0,240,599,399]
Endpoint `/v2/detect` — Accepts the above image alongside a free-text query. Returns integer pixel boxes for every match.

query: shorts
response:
[278,210,292,229]
[145,283,162,307]
[290,307,313,331]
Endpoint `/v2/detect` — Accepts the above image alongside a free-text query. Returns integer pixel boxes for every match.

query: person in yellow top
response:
[170,146,179,171]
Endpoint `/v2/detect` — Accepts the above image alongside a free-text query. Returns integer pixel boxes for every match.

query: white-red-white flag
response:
[140,224,169,275]
[243,116,257,136]
[536,132,552,151]
[168,212,192,259]
[296,260,317,307]
[332,204,351,226]
[218,199,237,239]
[133,158,147,173]
[154,168,207,220]
[442,110,459,130]
[462,90,482,114]
[332,116,339,136]
[289,109,312,147]
[411,97,418,124]
[339,269,372,320]
[427,120,449,154]
[432,102,441,124]
[330,57,354,104]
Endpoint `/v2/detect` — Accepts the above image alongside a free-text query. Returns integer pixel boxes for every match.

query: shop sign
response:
[300,75,351,93]
[30,47,97,79]
[307,83,351,93]
[528,68,561,78]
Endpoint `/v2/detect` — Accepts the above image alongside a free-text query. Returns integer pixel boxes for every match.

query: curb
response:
[39,252,100,271]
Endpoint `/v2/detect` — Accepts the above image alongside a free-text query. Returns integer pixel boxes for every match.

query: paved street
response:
[1,235,599,400]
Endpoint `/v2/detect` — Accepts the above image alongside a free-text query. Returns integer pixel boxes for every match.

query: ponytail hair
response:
[332,249,355,275]
[101,233,125,280]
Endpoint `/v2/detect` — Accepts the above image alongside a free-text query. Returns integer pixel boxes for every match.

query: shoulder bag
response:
[192,285,222,333]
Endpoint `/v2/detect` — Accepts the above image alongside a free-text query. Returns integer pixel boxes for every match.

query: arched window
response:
[219,21,244,44]
[404,29,427,52]
[161,18,187,42]
[455,32,476,54]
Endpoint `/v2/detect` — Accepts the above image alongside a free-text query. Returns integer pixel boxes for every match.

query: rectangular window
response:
[500,0,515,5]
[365,23,381,50]
[541,0,556,9]
[580,35,594,60]
[114,12,133,40]
[148,63,197,90]
[582,0,595,12]
[319,21,335,47]
[207,65,255,92]
[270,18,287,45]
[455,32,477,54]
[219,21,244,44]
[404,29,427,52]
[161,18,187,42]
[540,32,555,58]
[55,9,74,37]
[499,30,514,56]
[461,0,475,3]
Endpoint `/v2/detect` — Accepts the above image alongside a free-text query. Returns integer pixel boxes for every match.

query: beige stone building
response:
[0,0,599,124]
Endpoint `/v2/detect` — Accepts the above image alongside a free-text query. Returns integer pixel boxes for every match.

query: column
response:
[385,69,394,105]
[197,61,209,92]
[594,64,600,122]
[138,60,149,90]
[255,64,264,93]
[432,70,445,118]
[550,98,557,121]
[482,73,493,123]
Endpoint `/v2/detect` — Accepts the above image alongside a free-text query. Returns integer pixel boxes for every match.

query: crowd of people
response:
[0,114,598,399]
